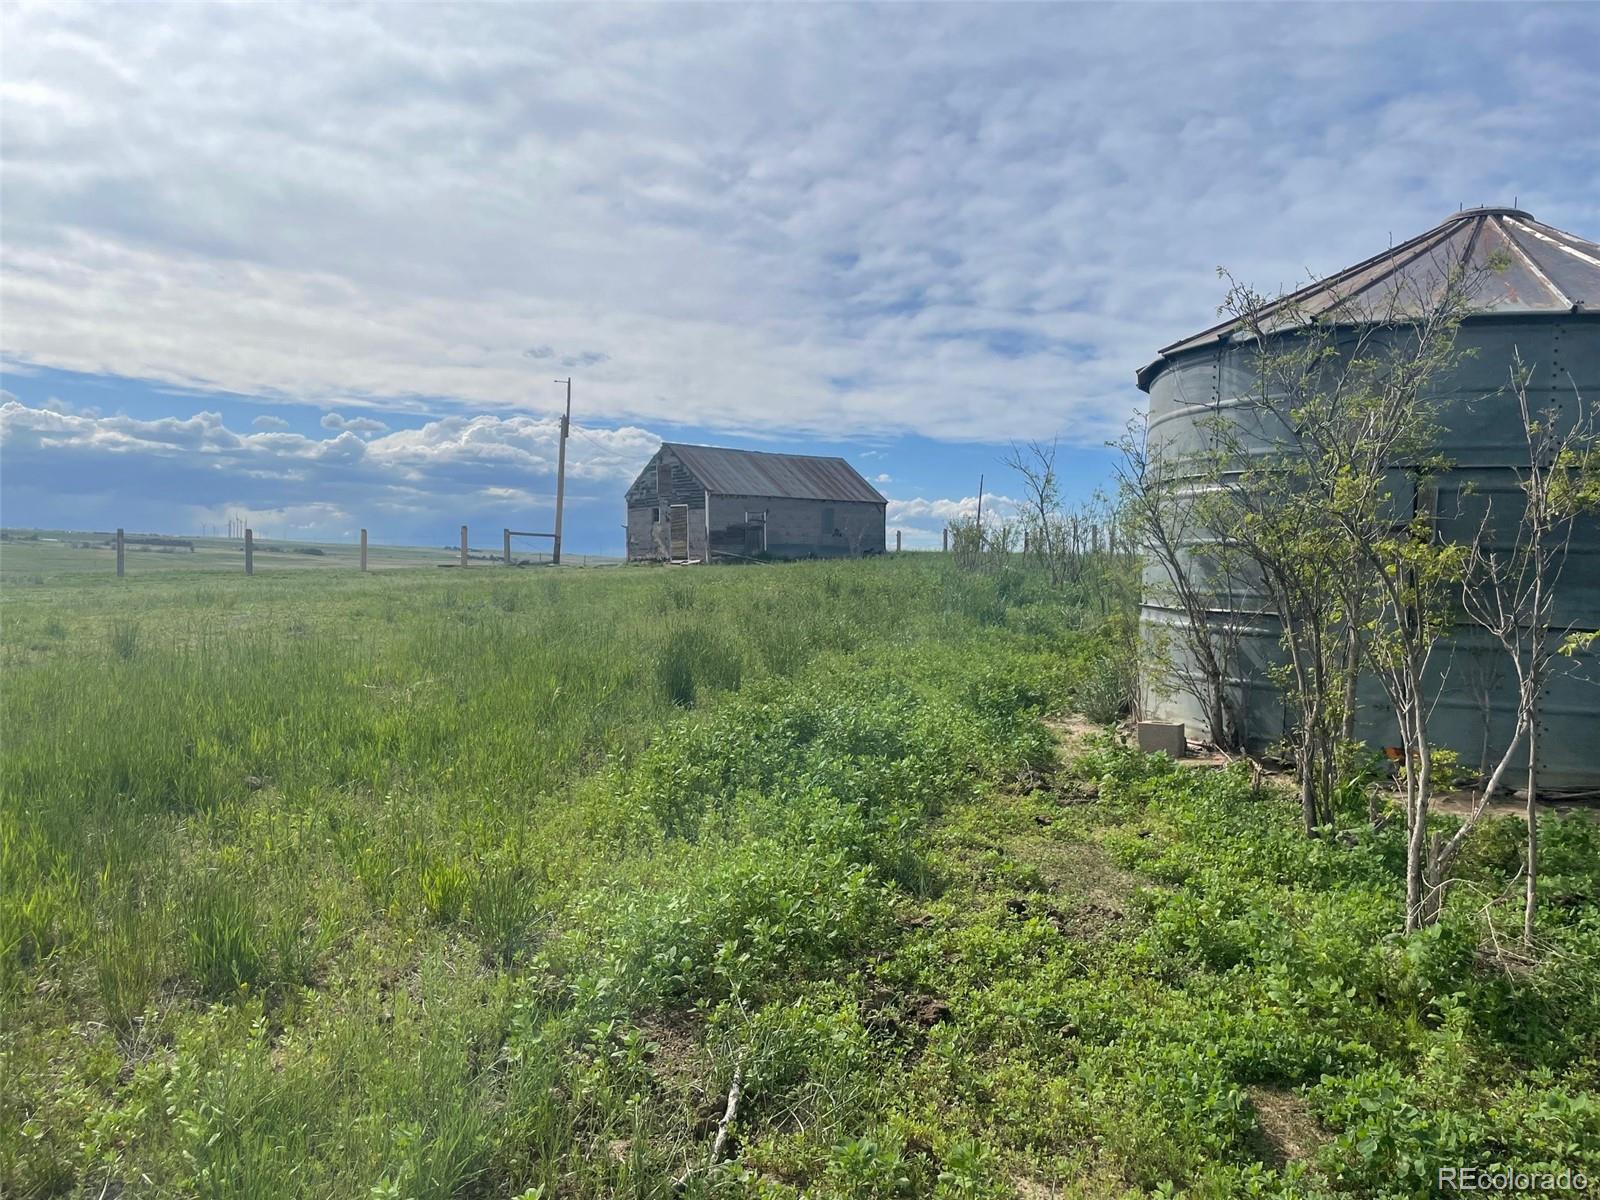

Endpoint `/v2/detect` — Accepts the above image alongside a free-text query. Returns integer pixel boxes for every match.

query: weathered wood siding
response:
[626,446,707,560]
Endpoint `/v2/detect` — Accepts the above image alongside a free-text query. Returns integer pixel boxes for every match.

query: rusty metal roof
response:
[1137,207,1600,391]
[664,443,886,503]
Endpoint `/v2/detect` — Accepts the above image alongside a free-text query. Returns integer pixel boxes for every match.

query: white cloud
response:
[252,414,290,431]
[886,494,1022,549]
[39,394,102,418]
[186,501,356,540]
[0,4,1594,449]
[888,494,1020,527]
[321,411,389,435]
[0,400,661,536]
[874,472,892,483]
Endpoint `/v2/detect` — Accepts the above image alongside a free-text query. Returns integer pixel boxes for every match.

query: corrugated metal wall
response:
[1140,315,1600,788]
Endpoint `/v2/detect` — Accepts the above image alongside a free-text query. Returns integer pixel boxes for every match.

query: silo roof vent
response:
[1138,208,1600,391]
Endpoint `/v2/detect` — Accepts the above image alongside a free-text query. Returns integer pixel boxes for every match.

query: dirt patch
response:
[1012,1170,1141,1199]
[1012,1176,1060,1200]
[1429,788,1599,821]
[638,1011,711,1102]
[911,996,953,1027]
[1063,893,1126,939]
[1044,715,1113,757]
[1246,1085,1325,1169]
[1173,745,1234,770]
[998,832,1136,911]
[1001,889,1127,941]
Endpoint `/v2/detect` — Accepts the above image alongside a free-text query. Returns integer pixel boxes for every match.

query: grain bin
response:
[1136,208,1600,788]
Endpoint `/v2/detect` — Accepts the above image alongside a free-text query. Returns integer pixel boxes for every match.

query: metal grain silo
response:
[1136,208,1600,788]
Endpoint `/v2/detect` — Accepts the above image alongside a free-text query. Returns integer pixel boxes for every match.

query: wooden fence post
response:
[244,528,254,576]
[116,528,125,577]
[895,530,902,553]
[942,527,949,553]
[460,525,469,568]
[503,528,511,566]
[360,528,368,571]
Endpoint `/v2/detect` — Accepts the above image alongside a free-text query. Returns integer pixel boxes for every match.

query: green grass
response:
[2,553,1593,1199]
[0,528,610,587]
[0,555,1093,1197]
[797,744,1600,1199]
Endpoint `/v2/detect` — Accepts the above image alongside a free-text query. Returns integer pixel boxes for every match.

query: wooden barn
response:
[625,443,887,562]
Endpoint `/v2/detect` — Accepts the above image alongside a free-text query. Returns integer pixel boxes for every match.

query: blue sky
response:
[3,3,1597,552]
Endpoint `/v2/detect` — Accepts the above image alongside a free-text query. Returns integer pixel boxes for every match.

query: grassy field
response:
[1,553,1595,1199]
[0,530,611,586]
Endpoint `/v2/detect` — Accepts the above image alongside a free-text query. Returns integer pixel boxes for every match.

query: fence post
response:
[503,528,511,566]
[244,528,254,576]
[942,527,949,553]
[116,528,125,577]
[460,525,468,569]
[360,528,368,572]
[895,529,902,553]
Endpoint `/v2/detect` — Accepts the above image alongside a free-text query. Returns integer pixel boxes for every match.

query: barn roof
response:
[663,443,886,503]
[1138,207,1600,390]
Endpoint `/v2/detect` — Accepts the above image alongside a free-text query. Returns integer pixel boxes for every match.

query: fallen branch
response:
[673,1061,745,1190]
[709,1063,744,1165]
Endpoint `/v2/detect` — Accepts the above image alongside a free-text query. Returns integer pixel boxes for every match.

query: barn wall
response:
[625,506,661,560]
[706,494,885,559]
[626,503,709,561]
[625,447,707,561]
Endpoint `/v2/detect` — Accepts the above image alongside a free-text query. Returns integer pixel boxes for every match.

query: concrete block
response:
[1137,721,1186,758]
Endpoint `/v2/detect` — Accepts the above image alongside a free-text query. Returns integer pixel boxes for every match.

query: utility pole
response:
[975,474,985,551]
[552,377,571,566]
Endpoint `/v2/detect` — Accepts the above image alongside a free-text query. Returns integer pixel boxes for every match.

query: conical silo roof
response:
[1137,207,1600,391]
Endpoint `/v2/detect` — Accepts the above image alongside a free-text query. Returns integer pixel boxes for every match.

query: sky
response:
[2,3,1597,553]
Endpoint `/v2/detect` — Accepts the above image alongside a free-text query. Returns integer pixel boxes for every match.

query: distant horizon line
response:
[0,525,619,555]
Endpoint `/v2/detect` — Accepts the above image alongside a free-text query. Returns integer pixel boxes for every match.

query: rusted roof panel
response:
[1506,216,1600,304]
[665,443,886,503]
[1138,208,1600,391]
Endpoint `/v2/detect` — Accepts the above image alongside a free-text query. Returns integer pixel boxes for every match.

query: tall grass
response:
[0,555,1093,1197]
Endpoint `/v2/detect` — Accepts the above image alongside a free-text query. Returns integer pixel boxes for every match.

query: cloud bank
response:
[0,400,660,538]
[3,3,1595,449]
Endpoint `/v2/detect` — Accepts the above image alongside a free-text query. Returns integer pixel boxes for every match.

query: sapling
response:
[1195,251,1493,930]
[1457,357,1598,945]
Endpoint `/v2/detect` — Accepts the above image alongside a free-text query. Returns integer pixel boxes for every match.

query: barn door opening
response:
[669,504,690,561]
